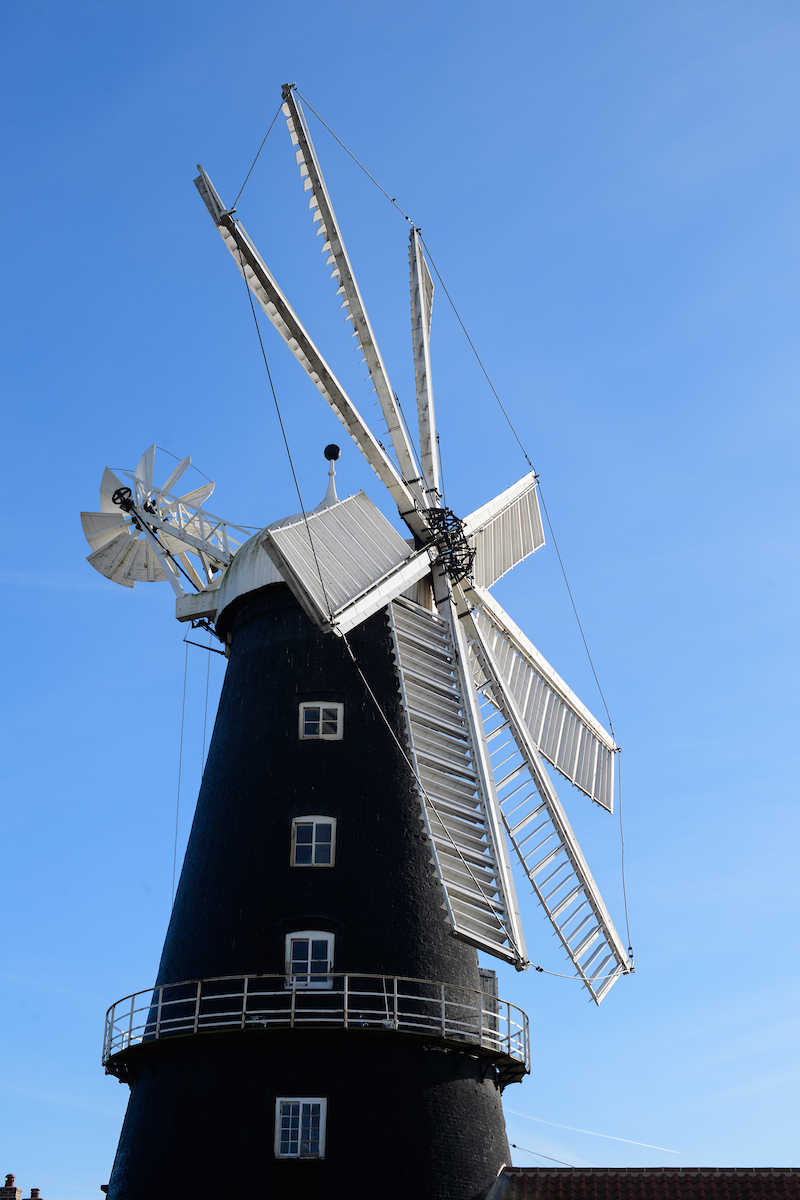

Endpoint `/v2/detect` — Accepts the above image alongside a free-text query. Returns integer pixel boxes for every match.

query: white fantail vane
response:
[80,447,251,597]
[82,84,631,1004]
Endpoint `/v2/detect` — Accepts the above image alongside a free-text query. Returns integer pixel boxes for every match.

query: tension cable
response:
[294,88,413,224]
[231,101,283,210]
[511,1145,576,1168]
[232,236,335,622]
[172,643,189,906]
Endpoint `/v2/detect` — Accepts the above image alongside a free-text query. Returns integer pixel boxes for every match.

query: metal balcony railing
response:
[103,972,529,1077]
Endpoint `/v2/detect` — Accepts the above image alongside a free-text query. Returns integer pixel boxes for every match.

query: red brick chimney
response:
[0,1176,20,1200]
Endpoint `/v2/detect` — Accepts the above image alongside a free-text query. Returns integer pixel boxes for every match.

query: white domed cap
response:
[214,449,341,631]
[214,527,284,627]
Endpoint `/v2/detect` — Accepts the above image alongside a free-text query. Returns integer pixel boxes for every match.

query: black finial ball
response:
[324,444,341,461]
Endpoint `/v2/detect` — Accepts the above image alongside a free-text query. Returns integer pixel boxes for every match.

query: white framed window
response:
[275,1097,327,1159]
[291,817,336,867]
[298,702,343,740]
[285,931,334,989]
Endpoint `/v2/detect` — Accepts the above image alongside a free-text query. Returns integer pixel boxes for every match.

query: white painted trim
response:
[274,1097,327,1159]
[285,931,335,990]
[291,816,337,868]
[298,702,344,741]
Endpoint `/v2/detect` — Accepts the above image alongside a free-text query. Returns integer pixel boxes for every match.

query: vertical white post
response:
[193,981,202,1034]
[343,975,349,1029]
[440,983,446,1037]
[127,995,135,1049]
[155,987,163,1039]
[241,976,249,1030]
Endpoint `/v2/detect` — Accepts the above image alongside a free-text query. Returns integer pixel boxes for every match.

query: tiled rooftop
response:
[502,1168,800,1200]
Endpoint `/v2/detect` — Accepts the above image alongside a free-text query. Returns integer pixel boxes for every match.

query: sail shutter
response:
[471,605,615,812]
[466,620,629,1003]
[389,598,522,966]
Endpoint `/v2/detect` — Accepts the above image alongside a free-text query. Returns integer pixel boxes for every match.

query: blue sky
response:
[2,1,799,1195]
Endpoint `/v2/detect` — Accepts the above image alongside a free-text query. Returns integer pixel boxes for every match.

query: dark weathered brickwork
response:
[104,585,516,1199]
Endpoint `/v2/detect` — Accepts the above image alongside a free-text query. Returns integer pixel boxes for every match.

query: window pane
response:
[321,716,338,735]
[293,822,314,866]
[300,1103,321,1156]
[291,940,309,974]
[310,940,328,961]
[315,823,332,843]
[314,843,331,865]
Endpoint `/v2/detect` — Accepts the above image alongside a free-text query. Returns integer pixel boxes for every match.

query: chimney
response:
[0,1176,21,1200]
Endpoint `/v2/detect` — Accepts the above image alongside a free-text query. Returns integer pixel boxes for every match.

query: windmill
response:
[89,85,631,1200]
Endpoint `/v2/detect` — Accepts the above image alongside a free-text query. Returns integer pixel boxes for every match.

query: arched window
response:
[284,931,334,990]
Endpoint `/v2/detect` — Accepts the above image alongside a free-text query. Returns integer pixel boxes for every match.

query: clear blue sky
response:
[2,2,799,1196]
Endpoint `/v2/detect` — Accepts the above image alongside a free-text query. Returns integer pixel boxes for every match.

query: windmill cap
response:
[324,444,341,461]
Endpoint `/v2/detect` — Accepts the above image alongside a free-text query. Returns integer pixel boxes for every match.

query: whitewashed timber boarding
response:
[81,84,632,1003]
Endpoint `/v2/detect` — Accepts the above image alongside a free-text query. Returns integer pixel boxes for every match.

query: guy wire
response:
[511,1145,576,1168]
[536,481,614,737]
[233,236,335,620]
[201,628,212,771]
[232,102,283,210]
[294,89,412,223]
[420,237,535,474]
[172,642,189,906]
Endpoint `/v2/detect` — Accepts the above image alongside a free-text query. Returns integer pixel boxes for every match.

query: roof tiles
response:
[502,1169,800,1200]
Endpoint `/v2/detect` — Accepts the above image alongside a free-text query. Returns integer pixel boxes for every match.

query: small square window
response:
[275,1097,327,1159]
[299,702,343,740]
[285,931,334,990]
[292,817,336,867]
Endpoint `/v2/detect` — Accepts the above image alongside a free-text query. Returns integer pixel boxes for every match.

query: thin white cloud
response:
[0,1081,124,1118]
[505,1110,680,1154]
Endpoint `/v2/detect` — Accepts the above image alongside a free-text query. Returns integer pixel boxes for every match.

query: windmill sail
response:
[281,88,421,493]
[194,166,430,543]
[461,472,545,591]
[389,597,528,969]
[466,584,616,812]
[465,611,629,1002]
[409,229,440,498]
[262,492,432,635]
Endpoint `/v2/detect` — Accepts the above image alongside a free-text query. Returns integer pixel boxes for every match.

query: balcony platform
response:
[103,971,530,1087]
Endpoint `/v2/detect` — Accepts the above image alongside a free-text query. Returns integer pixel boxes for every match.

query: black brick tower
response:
[102,567,523,1199]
